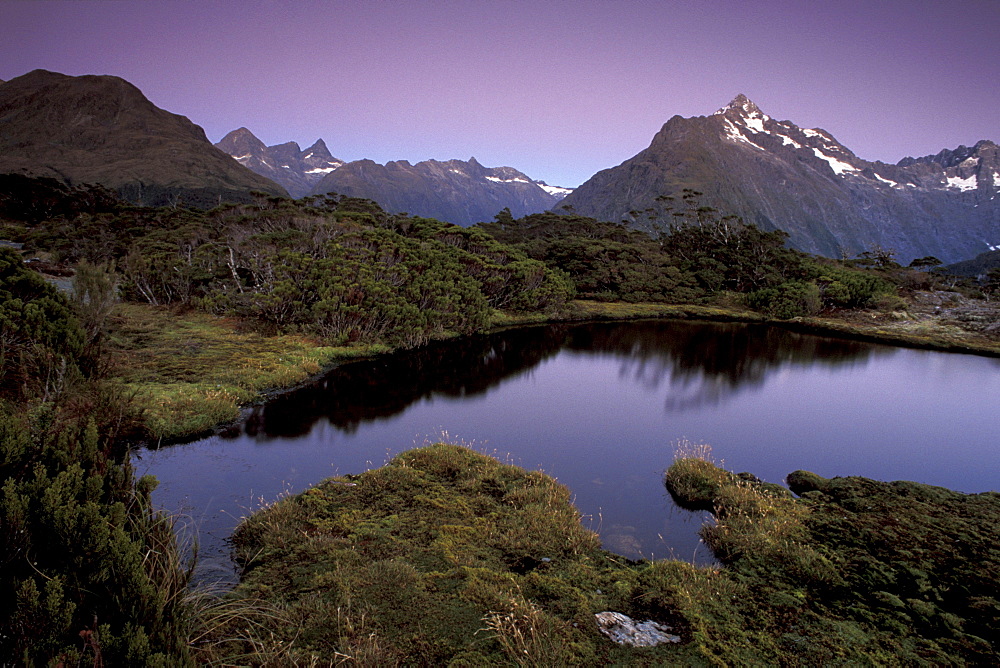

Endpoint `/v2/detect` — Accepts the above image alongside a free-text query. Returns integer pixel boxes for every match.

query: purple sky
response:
[2,0,997,188]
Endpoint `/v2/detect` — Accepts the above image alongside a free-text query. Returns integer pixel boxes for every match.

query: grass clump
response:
[206,443,702,665]
[665,444,1000,665]
[103,303,379,440]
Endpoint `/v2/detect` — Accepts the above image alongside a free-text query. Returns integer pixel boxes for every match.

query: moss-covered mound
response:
[207,444,695,665]
[667,453,1000,665]
[203,445,999,665]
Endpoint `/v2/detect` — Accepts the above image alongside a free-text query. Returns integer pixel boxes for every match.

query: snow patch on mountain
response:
[723,119,765,151]
[485,176,531,184]
[537,183,573,197]
[812,148,858,175]
[874,173,899,187]
[778,134,802,149]
[946,174,978,191]
[743,112,768,134]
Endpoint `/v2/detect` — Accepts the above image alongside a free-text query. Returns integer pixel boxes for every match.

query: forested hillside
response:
[14,188,573,348]
[478,193,900,319]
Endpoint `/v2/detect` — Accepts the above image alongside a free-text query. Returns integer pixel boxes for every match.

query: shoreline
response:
[127,297,1000,446]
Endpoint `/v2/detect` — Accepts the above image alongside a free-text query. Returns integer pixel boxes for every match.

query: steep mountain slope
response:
[306,156,571,226]
[558,95,1000,264]
[0,70,286,207]
[215,128,343,198]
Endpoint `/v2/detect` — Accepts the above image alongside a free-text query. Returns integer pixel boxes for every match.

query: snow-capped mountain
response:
[558,94,1000,264]
[215,128,344,198]
[217,129,572,225]
[308,157,571,226]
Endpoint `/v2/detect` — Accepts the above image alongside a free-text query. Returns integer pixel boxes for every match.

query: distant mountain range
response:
[215,128,344,199]
[215,127,571,226]
[0,70,286,207]
[2,70,997,263]
[558,95,1000,264]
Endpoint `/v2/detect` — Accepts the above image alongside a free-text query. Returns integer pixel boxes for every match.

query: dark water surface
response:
[134,320,1000,585]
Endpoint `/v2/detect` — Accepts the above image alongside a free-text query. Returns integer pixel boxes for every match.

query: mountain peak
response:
[0,71,285,205]
[305,138,333,159]
[715,94,765,118]
[216,127,266,156]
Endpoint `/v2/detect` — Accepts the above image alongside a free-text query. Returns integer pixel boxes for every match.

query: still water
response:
[134,320,1000,585]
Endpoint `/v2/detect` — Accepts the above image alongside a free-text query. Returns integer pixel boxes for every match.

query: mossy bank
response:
[106,296,1000,445]
[199,442,1000,665]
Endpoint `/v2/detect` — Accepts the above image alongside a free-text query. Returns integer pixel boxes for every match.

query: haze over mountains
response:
[215,127,572,226]
[1,69,997,264]
[0,70,286,206]
[560,95,1000,264]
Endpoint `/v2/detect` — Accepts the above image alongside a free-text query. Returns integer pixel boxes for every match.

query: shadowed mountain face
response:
[215,128,343,198]
[308,156,571,226]
[0,70,286,207]
[216,127,572,225]
[557,94,1000,264]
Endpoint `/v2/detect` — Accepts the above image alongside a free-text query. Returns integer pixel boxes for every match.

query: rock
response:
[594,611,681,647]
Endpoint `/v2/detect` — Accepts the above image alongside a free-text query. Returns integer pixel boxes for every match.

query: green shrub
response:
[746,280,821,319]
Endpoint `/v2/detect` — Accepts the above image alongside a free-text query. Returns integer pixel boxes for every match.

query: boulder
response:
[594,611,681,647]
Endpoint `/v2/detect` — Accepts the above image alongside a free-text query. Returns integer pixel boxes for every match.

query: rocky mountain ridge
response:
[216,127,571,226]
[0,70,286,207]
[309,155,571,226]
[215,128,343,198]
[557,94,999,264]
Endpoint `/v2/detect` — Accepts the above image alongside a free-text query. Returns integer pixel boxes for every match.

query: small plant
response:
[482,594,577,667]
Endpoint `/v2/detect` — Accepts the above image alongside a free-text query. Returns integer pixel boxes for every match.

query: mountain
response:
[0,70,286,207]
[557,94,1000,264]
[942,249,1000,278]
[216,127,572,225]
[215,128,343,198]
[308,156,571,226]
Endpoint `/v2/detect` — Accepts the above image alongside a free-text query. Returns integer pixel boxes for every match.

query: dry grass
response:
[103,303,387,440]
[481,594,577,667]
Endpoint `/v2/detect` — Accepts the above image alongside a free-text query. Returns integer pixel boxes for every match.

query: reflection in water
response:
[138,319,1000,586]
[236,325,568,438]
[230,320,885,439]
[566,322,890,410]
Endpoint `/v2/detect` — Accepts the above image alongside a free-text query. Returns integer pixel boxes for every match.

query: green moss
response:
[665,450,1000,665]
[202,442,1000,665]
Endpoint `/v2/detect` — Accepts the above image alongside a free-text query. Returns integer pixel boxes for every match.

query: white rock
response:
[594,611,681,647]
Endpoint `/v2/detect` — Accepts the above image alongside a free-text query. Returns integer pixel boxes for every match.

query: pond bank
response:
[113,296,1000,444]
[196,443,1000,664]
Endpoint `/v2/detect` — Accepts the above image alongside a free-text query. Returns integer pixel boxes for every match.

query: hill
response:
[0,70,286,207]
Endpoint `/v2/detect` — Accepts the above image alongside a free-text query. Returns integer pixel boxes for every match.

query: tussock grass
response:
[201,440,1000,665]
[104,303,385,440]
[664,440,734,511]
[481,593,580,667]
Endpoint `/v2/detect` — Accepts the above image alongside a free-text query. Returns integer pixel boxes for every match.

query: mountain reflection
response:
[564,321,890,410]
[232,320,887,439]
